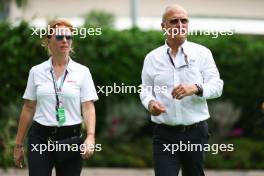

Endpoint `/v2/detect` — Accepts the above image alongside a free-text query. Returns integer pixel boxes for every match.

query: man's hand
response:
[81,135,95,159]
[171,84,198,100]
[148,100,166,116]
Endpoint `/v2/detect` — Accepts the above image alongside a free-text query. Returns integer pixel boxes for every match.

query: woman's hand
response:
[81,101,96,159]
[81,135,95,159]
[14,100,36,168]
[13,145,25,168]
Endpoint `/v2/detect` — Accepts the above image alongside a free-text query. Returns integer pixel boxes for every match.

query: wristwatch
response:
[195,84,203,96]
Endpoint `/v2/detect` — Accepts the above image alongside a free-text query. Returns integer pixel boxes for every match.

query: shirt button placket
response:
[174,68,183,124]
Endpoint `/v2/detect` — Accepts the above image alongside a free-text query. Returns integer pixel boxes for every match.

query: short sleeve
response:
[80,67,98,102]
[23,68,37,100]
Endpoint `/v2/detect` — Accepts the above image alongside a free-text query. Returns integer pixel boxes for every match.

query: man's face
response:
[162,9,189,41]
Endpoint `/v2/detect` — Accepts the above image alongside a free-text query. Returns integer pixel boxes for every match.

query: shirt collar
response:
[165,39,188,55]
[165,40,190,68]
[44,57,74,73]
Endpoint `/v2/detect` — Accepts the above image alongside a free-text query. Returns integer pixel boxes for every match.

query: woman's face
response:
[48,25,72,56]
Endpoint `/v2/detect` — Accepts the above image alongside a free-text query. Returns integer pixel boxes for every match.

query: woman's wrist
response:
[87,132,95,137]
[15,143,24,148]
[86,133,95,141]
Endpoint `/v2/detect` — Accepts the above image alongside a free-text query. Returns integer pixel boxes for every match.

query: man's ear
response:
[161,22,165,31]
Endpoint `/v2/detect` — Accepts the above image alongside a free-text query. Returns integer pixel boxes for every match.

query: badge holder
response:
[56,106,66,125]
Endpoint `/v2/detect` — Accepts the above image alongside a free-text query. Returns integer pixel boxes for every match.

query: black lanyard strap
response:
[167,48,189,68]
[167,48,175,68]
[50,69,68,108]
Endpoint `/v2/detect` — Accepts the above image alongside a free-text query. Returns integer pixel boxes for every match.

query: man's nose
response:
[176,20,183,28]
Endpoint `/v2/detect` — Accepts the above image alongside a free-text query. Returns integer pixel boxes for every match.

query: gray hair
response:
[162,4,188,23]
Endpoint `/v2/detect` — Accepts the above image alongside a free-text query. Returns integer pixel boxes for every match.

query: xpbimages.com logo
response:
[163,27,234,39]
[162,141,234,155]
[30,141,102,154]
[31,25,102,38]
[96,83,168,96]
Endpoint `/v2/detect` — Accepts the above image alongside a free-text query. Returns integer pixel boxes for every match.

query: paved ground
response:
[0,168,264,176]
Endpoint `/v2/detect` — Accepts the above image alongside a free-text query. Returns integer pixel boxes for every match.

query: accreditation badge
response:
[57,107,66,125]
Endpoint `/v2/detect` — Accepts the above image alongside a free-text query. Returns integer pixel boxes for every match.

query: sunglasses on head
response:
[169,18,189,25]
[55,35,72,41]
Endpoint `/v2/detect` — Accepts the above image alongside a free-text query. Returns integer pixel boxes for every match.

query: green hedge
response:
[1,21,263,136]
[206,138,264,169]
[0,22,264,168]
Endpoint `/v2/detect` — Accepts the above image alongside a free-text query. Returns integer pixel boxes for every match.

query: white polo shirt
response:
[140,40,224,126]
[23,58,98,126]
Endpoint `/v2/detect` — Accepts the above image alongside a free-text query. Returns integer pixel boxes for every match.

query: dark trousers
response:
[27,121,83,176]
[152,121,210,176]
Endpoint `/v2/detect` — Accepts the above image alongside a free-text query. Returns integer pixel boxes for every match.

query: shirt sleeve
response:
[80,67,98,102]
[200,48,224,99]
[139,54,156,110]
[23,68,37,101]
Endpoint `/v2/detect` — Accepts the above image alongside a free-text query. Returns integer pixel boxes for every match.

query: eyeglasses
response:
[168,18,189,25]
[55,35,72,41]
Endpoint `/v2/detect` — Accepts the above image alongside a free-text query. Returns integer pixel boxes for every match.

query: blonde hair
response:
[41,18,74,55]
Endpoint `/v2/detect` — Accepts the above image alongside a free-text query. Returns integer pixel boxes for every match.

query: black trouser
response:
[27,121,83,176]
[152,121,210,176]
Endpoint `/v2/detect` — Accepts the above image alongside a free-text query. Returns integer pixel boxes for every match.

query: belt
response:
[31,121,81,139]
[156,121,205,132]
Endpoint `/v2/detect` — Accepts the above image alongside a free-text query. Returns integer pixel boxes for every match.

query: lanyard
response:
[50,68,68,109]
[167,48,175,68]
[166,48,189,68]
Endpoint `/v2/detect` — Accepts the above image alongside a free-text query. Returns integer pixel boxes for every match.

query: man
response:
[140,4,223,176]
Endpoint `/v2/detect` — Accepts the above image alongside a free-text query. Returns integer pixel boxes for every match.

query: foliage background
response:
[0,21,263,169]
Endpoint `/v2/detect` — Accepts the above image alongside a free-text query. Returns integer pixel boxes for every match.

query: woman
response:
[13,19,98,176]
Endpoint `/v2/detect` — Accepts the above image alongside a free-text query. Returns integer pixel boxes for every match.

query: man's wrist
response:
[194,84,203,96]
